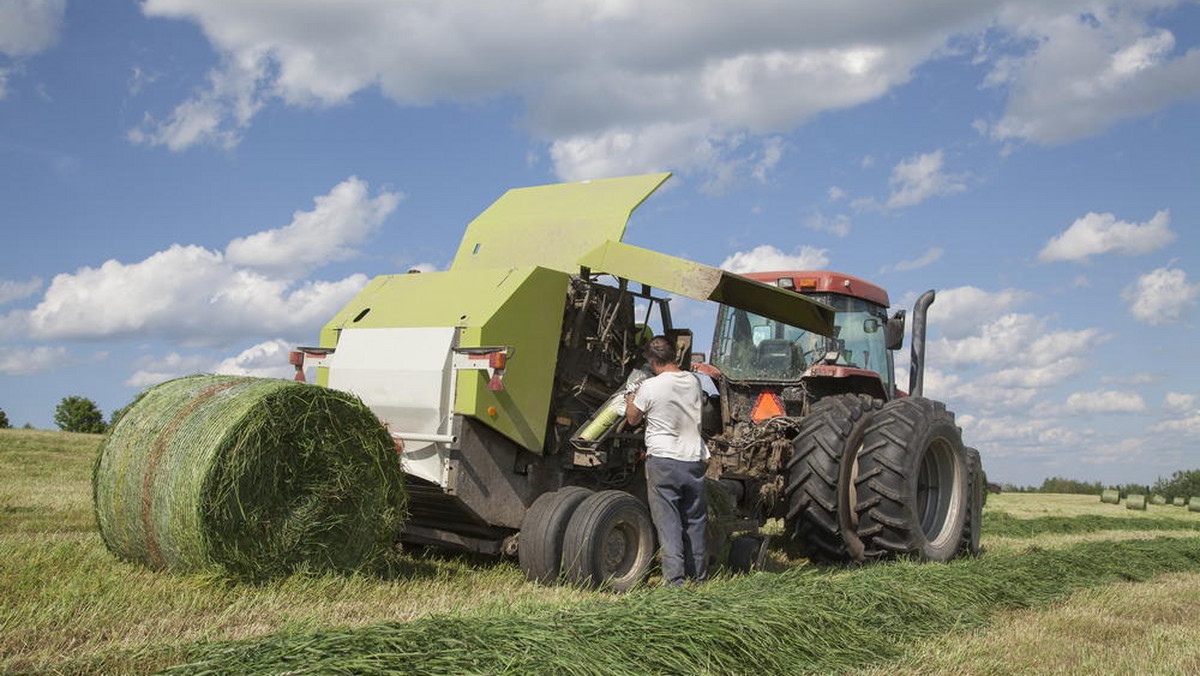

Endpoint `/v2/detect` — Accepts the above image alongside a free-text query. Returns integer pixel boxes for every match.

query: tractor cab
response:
[709,271,902,402]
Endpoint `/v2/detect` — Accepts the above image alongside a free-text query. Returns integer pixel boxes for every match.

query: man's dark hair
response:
[645,335,676,366]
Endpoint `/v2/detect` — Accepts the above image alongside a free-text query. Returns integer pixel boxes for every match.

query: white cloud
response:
[719,244,830,274]
[958,414,1086,456]
[927,286,1030,339]
[827,186,847,201]
[878,246,944,274]
[1164,392,1196,412]
[884,150,966,209]
[804,212,852,238]
[0,277,42,306]
[225,177,401,277]
[1101,372,1160,385]
[1122,266,1199,325]
[989,357,1088,388]
[19,178,388,348]
[124,352,212,388]
[861,155,876,168]
[0,344,67,375]
[0,0,66,57]
[933,313,1103,368]
[986,9,1200,145]
[1066,389,1147,413]
[1038,210,1174,262]
[213,339,295,380]
[1151,412,1200,435]
[0,67,8,100]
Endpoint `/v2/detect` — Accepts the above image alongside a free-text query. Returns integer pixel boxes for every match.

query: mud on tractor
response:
[293,173,985,590]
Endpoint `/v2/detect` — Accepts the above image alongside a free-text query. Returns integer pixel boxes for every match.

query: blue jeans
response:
[645,456,708,585]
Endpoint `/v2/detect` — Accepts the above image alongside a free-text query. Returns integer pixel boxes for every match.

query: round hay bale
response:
[1151,494,1167,505]
[1172,496,1187,507]
[1100,489,1120,504]
[1126,494,1147,510]
[93,375,406,579]
[1189,498,1200,513]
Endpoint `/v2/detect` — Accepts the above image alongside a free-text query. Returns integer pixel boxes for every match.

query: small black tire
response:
[518,486,592,583]
[562,490,655,592]
[785,393,882,563]
[854,397,969,562]
[959,447,983,557]
[728,535,765,574]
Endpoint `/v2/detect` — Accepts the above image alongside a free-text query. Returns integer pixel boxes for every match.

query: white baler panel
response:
[328,327,456,487]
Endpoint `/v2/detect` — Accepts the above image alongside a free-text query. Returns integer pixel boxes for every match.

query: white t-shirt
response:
[632,371,708,462]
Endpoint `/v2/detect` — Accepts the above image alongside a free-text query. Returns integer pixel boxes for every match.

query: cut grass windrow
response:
[163,537,1200,676]
[982,512,1200,539]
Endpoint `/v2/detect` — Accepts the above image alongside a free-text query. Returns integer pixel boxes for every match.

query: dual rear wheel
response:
[787,395,973,564]
[518,488,655,592]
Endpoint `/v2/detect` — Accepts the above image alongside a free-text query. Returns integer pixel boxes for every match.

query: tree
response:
[0,407,9,429]
[54,396,107,434]
[1152,470,1200,501]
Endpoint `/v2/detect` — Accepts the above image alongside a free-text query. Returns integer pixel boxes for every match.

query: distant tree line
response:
[999,471,1200,499]
[0,395,141,434]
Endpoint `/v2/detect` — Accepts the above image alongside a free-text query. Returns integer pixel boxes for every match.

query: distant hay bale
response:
[1190,498,1200,513]
[93,375,406,580]
[1126,494,1147,511]
[1173,497,1187,507]
[1100,489,1120,504]
[1151,494,1167,505]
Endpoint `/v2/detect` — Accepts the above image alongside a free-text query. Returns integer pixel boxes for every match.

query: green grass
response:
[4,427,1200,675]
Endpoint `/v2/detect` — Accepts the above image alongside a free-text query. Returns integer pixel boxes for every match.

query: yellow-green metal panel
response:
[578,240,836,336]
[450,173,671,274]
[452,266,568,452]
[317,266,569,452]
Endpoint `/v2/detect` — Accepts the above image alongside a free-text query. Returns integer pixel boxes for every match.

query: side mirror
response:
[885,310,906,350]
[863,318,880,333]
[691,352,707,364]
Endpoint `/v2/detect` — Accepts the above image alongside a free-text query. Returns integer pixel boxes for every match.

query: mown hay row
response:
[1126,494,1148,510]
[163,537,1200,676]
[93,375,406,580]
[1100,489,1120,504]
[983,512,1200,538]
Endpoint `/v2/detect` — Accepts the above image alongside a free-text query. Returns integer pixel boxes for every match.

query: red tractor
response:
[699,270,984,564]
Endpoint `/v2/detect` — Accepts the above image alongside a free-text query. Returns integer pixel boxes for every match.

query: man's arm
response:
[625,392,644,427]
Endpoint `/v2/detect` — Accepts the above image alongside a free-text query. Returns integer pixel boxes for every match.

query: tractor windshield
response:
[711,293,893,389]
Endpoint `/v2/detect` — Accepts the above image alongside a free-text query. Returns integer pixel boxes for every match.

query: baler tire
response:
[518,486,592,584]
[728,534,764,574]
[853,397,969,563]
[959,447,983,557]
[562,490,655,592]
[785,393,882,563]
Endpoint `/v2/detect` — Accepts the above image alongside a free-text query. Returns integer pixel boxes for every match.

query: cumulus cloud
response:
[804,212,852,238]
[926,286,1030,339]
[1164,391,1196,412]
[884,150,966,209]
[1066,389,1147,413]
[1038,210,1174,262]
[0,277,42,306]
[719,245,830,274]
[226,176,401,277]
[878,246,944,275]
[1151,412,1200,435]
[20,178,395,347]
[1122,266,1199,325]
[933,313,1104,368]
[125,351,212,388]
[986,8,1200,145]
[213,339,295,379]
[0,344,67,375]
[0,0,66,57]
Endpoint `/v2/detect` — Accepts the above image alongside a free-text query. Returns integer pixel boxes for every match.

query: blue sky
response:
[1,0,1198,486]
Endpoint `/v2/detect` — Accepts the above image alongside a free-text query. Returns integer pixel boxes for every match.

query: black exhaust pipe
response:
[908,290,936,398]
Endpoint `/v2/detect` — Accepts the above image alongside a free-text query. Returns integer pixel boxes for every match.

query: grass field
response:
[3,427,1199,674]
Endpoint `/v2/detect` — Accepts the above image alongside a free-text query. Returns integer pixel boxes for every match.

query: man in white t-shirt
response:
[625,336,708,586]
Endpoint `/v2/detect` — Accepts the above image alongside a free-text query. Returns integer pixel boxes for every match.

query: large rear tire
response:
[562,490,655,592]
[785,393,882,563]
[959,447,983,557]
[518,486,592,583]
[853,397,968,562]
